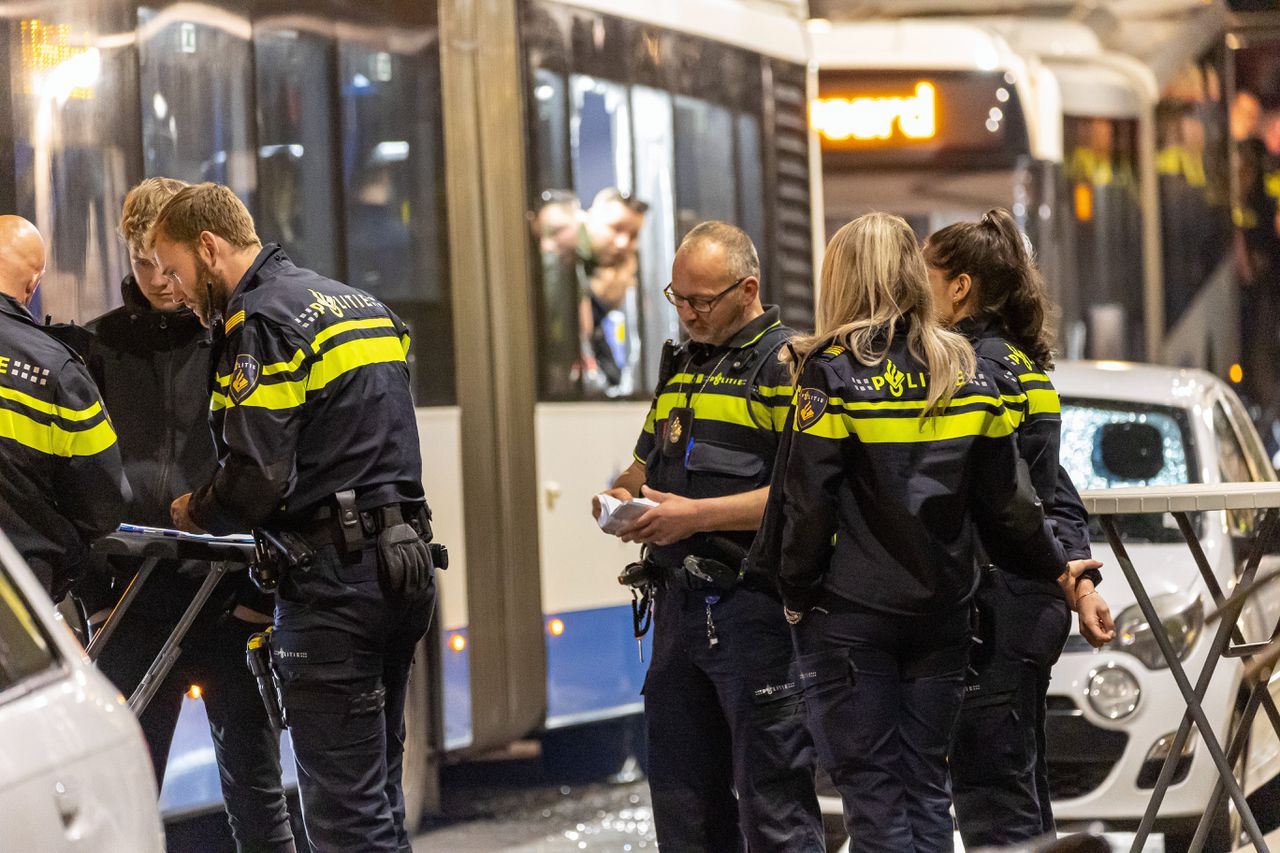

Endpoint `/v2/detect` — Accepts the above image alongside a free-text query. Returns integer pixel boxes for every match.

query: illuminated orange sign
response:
[811,82,937,142]
[19,19,94,100]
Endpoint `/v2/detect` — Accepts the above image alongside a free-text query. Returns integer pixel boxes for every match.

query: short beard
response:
[192,256,227,327]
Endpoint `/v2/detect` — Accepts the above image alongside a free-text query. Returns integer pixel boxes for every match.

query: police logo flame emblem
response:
[796,387,829,431]
[668,415,683,444]
[229,354,261,405]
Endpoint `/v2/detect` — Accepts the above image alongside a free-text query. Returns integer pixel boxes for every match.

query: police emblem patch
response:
[229,354,261,405]
[796,387,829,431]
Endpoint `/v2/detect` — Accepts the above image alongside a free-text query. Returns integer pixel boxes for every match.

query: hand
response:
[592,487,633,521]
[1058,558,1104,610]
[170,493,203,533]
[617,485,702,546]
[1076,583,1116,648]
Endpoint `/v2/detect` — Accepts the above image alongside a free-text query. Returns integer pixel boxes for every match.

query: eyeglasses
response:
[664,277,746,315]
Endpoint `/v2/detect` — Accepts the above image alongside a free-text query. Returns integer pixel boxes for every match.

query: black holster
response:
[246,629,286,730]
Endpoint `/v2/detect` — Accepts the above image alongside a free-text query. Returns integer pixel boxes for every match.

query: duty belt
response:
[292,491,424,552]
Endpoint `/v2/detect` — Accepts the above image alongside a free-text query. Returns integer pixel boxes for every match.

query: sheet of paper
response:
[596,495,658,535]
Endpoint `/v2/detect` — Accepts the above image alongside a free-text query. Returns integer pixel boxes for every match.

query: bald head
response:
[0,216,46,305]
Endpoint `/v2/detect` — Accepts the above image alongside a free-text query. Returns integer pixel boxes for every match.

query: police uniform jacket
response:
[190,245,424,535]
[634,306,792,571]
[962,318,1097,578]
[0,292,126,593]
[753,324,1066,616]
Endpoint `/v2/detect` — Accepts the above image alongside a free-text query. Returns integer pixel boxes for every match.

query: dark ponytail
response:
[924,208,1056,370]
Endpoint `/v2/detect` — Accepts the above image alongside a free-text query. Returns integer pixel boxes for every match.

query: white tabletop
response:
[1081,482,1280,516]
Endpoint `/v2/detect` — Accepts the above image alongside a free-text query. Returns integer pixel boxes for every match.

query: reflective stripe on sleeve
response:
[306,334,406,391]
[0,407,117,457]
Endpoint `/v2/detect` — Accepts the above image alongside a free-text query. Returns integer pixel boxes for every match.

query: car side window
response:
[1214,401,1256,536]
[0,568,57,694]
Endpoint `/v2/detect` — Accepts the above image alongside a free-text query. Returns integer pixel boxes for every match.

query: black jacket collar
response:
[0,292,37,326]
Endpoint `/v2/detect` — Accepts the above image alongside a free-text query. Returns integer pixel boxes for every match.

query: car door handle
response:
[53,780,80,828]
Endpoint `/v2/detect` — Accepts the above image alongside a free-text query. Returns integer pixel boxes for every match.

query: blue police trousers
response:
[950,569,1071,847]
[794,602,970,853]
[644,582,824,853]
[272,544,435,853]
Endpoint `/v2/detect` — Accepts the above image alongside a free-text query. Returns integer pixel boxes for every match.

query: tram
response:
[0,0,814,824]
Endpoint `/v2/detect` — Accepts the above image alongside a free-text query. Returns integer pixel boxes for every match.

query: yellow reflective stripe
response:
[0,407,116,457]
[311,318,396,352]
[1025,387,1061,416]
[829,393,1002,413]
[757,384,794,398]
[215,373,231,389]
[232,379,306,411]
[400,333,411,357]
[643,407,656,435]
[853,409,1014,443]
[1021,371,1050,384]
[799,410,851,439]
[262,349,307,376]
[224,310,246,334]
[306,334,405,391]
[633,450,647,465]
[211,392,228,412]
[739,320,782,348]
[0,384,102,423]
[655,391,783,431]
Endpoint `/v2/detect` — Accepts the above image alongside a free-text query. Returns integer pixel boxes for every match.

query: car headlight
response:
[1087,663,1142,720]
[1112,592,1203,669]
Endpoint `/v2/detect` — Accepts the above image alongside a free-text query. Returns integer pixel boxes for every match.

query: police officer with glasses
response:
[594,221,823,853]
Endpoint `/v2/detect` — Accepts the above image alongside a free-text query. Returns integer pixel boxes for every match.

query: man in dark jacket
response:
[0,215,127,598]
[83,178,295,852]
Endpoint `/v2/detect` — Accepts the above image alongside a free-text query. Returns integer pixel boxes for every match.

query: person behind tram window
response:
[592,221,824,852]
[77,178,297,852]
[157,184,436,853]
[752,211,1085,853]
[575,187,648,394]
[924,209,1116,849]
[0,215,127,599]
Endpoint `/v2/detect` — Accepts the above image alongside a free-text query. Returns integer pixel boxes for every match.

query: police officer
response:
[753,212,1073,852]
[0,215,127,598]
[155,184,436,853]
[925,210,1116,847]
[593,221,823,852]
[82,178,295,852]
[576,187,648,393]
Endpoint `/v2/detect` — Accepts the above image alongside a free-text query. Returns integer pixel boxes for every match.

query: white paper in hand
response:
[596,494,658,535]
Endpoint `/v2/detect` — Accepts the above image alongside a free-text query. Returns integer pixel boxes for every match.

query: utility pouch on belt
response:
[250,528,313,593]
[682,554,743,590]
[246,629,286,730]
[375,504,435,602]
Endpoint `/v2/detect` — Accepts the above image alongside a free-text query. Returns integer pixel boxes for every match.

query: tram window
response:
[339,40,455,405]
[0,568,56,694]
[736,114,766,260]
[674,97,736,236]
[254,29,340,280]
[532,70,571,194]
[569,74,644,399]
[138,10,256,209]
[632,86,679,390]
[1156,55,1231,332]
[1062,116,1145,359]
[3,13,140,324]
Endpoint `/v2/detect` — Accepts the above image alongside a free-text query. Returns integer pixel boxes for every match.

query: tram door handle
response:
[544,481,562,510]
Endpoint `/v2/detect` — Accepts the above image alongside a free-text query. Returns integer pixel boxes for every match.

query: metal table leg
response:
[85,557,160,661]
[127,561,232,716]
[1102,512,1273,853]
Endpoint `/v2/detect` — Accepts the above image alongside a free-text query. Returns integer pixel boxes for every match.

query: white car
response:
[1050,361,1280,849]
[0,530,164,851]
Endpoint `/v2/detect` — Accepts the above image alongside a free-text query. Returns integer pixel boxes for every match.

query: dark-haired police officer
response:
[0,215,127,598]
[593,221,823,852]
[155,183,436,853]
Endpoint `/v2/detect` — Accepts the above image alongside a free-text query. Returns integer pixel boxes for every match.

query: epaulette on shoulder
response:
[818,344,846,360]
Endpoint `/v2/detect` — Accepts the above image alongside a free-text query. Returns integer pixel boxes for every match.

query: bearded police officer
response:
[157,184,436,853]
[593,222,823,852]
[0,215,127,598]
